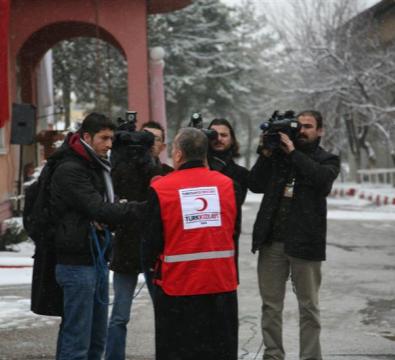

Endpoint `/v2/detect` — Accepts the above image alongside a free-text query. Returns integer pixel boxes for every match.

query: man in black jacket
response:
[142,121,173,175]
[208,118,249,204]
[105,121,172,360]
[248,110,340,360]
[50,113,144,360]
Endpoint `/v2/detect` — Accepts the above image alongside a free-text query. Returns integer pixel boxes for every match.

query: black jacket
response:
[208,152,249,204]
[248,144,340,261]
[109,158,172,274]
[50,133,143,265]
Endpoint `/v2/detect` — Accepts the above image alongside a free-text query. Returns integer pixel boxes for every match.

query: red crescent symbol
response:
[195,197,208,211]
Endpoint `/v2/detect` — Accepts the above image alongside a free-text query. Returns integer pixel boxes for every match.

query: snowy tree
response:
[266,0,395,178]
[52,38,127,127]
[148,0,275,154]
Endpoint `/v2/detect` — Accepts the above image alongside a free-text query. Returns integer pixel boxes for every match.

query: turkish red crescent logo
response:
[195,197,208,211]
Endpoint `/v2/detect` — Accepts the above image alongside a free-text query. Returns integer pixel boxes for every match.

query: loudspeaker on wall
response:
[11,103,37,145]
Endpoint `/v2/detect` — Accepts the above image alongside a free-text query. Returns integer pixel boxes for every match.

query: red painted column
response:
[124,1,150,125]
[0,0,10,128]
[149,46,168,162]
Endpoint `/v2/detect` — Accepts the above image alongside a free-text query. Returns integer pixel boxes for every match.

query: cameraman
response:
[105,121,172,360]
[208,118,249,204]
[248,110,340,360]
[141,121,173,175]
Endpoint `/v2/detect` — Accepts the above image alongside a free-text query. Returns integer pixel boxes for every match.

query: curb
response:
[0,258,33,269]
[0,265,33,269]
[330,187,395,206]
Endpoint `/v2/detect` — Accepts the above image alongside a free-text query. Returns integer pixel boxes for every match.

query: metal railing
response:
[357,168,395,187]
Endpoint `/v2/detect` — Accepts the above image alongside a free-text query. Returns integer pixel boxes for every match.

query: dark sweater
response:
[248,144,340,261]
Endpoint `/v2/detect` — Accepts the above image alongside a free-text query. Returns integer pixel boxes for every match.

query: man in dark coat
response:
[142,128,242,360]
[142,121,174,175]
[105,121,172,360]
[248,110,340,360]
[208,118,249,204]
[50,113,144,360]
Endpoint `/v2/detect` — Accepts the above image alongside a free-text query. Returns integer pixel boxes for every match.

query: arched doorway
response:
[14,22,130,179]
[0,0,192,209]
[10,0,152,124]
[16,21,127,115]
[51,36,129,130]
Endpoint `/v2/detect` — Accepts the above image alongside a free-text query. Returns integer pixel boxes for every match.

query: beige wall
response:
[0,121,18,202]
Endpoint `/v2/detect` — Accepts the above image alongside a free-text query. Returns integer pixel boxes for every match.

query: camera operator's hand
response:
[259,133,272,158]
[279,132,295,154]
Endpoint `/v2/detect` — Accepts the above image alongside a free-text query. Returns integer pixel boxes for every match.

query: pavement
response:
[0,191,394,359]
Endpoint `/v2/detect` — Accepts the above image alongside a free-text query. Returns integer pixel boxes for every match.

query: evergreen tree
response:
[149,0,275,148]
[52,37,127,126]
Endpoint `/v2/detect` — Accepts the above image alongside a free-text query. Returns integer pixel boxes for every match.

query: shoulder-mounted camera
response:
[189,112,218,141]
[259,110,300,151]
[111,111,154,166]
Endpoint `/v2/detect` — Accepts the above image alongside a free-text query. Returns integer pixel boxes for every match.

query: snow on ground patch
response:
[328,210,395,221]
[245,192,263,203]
[0,294,58,330]
[0,273,147,330]
[0,268,32,285]
[0,258,33,267]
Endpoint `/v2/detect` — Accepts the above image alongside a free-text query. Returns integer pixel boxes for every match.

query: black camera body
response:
[112,111,154,166]
[189,112,218,141]
[117,111,137,132]
[259,110,300,150]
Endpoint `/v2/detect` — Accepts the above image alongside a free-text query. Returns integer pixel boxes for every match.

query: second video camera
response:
[189,113,218,141]
[259,110,300,150]
[112,111,154,165]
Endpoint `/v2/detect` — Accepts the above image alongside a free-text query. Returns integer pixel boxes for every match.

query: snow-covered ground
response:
[2,187,395,286]
[0,241,34,285]
[0,186,394,357]
[1,185,394,329]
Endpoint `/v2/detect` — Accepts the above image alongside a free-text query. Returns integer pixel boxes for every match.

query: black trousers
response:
[154,287,238,360]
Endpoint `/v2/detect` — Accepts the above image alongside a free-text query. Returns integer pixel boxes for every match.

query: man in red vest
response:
[142,127,241,360]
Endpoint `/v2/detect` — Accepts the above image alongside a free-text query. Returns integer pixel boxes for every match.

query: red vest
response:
[151,166,238,296]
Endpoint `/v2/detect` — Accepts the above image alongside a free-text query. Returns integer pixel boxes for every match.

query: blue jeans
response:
[105,272,138,360]
[55,264,109,360]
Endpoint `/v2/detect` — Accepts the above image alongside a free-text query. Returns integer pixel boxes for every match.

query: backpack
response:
[23,158,59,246]
[23,158,64,317]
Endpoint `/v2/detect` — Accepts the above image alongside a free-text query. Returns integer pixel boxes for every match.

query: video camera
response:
[189,113,218,141]
[117,111,138,132]
[111,111,154,166]
[259,110,300,151]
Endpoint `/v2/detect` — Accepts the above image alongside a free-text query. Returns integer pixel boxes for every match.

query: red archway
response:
[0,0,193,207]
[17,21,127,108]
[10,0,152,123]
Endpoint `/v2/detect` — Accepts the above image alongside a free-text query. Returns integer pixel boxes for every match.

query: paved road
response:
[0,198,394,359]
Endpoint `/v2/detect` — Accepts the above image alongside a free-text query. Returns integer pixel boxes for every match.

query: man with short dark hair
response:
[105,121,171,360]
[141,121,173,175]
[50,112,144,360]
[142,127,241,360]
[208,118,249,203]
[248,110,340,360]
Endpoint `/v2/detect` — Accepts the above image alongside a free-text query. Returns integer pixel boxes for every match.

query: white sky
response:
[221,0,381,16]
